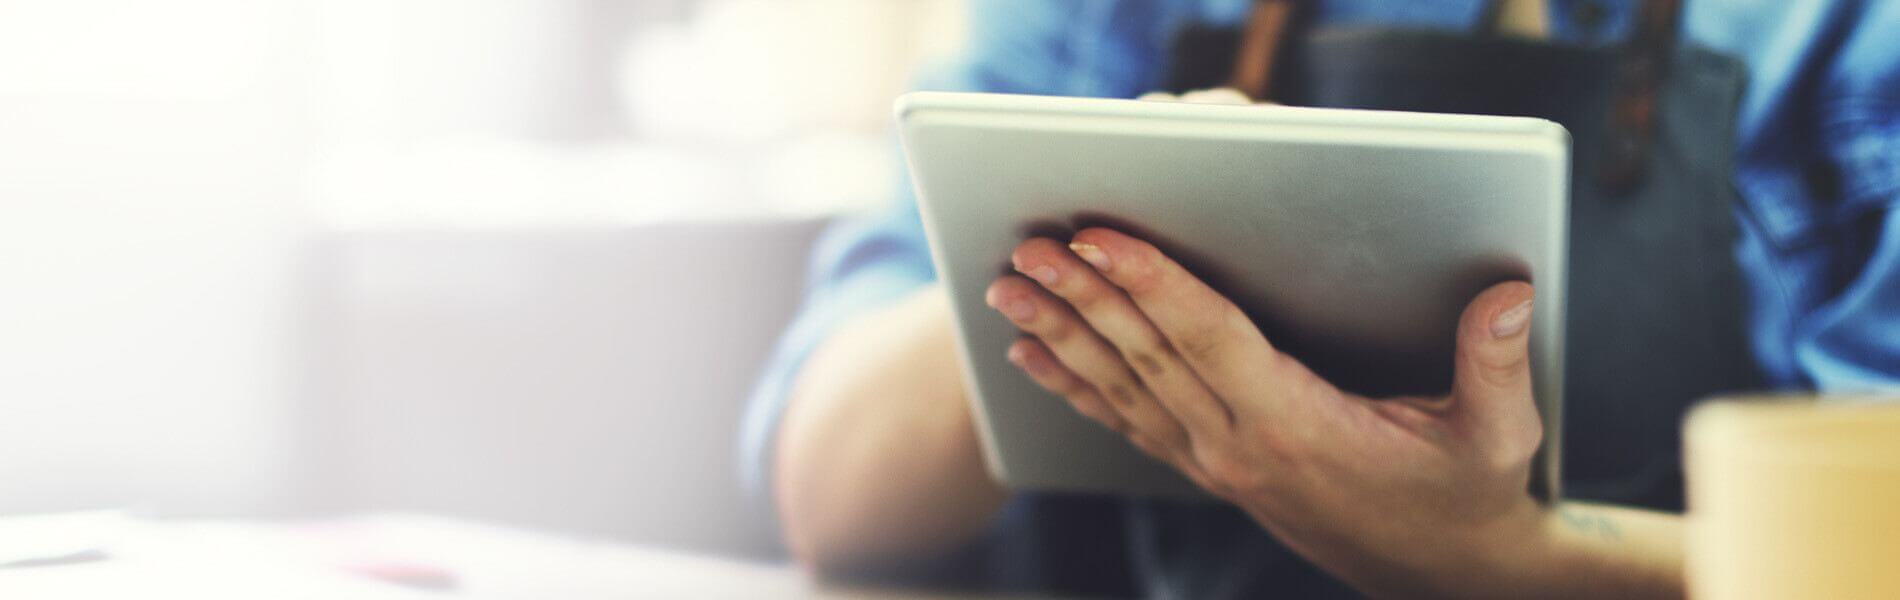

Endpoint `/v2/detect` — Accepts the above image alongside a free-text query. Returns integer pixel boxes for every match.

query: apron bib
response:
[1130,2,1766,596]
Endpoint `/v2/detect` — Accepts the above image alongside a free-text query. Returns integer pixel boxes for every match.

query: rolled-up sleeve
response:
[735,0,1213,505]
[736,190,937,499]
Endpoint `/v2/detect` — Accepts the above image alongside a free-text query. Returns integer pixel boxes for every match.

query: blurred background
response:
[0,0,966,562]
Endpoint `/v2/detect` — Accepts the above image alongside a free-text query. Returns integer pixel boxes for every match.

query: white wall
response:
[0,0,310,516]
[0,1,951,551]
[310,222,826,557]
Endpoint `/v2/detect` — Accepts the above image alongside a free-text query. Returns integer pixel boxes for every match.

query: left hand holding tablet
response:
[986,227,1553,596]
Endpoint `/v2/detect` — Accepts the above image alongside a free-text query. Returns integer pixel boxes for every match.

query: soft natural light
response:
[304,0,966,229]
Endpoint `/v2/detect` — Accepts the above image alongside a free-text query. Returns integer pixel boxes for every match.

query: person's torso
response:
[996,1,1767,597]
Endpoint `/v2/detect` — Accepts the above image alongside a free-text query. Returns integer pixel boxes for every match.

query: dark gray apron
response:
[1125,2,1768,597]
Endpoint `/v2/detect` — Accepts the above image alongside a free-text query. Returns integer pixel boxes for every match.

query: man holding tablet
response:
[741,1,1900,597]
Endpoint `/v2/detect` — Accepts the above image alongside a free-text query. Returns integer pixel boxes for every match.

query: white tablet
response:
[897,91,1568,499]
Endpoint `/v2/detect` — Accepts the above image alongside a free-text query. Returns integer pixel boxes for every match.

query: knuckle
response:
[1483,422,1544,475]
[1505,420,1545,467]
[1126,349,1167,377]
[1029,309,1074,341]
[1173,308,1249,365]
[1484,446,1527,476]
[1119,332,1175,378]
[1175,331,1225,365]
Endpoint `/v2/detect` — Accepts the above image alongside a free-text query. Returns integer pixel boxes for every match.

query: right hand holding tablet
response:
[986,226,1553,597]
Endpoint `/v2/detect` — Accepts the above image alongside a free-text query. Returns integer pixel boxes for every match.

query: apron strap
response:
[1598,0,1681,195]
[1229,0,1683,196]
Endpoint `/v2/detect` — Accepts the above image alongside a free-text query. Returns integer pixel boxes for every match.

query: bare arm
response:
[1500,501,1683,600]
[773,285,1009,573]
[1339,499,1685,598]
[1417,500,1685,598]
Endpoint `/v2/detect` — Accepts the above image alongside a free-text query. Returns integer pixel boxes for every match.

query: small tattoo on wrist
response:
[1558,508,1622,541]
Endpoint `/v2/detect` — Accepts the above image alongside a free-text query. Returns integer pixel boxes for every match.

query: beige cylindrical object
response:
[1686,397,1900,599]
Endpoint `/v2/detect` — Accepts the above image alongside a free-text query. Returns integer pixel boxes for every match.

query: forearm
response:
[773,286,1009,572]
[1530,502,1683,599]
[1428,501,1682,600]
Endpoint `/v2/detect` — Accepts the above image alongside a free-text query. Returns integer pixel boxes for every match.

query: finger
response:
[1179,87,1251,105]
[1006,338,1128,434]
[1011,237,1233,437]
[1011,337,1219,493]
[1452,282,1536,410]
[986,276,1191,451]
[1067,228,1298,416]
[1450,281,1543,460]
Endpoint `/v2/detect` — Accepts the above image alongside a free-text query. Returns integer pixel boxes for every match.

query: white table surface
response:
[0,512,1032,599]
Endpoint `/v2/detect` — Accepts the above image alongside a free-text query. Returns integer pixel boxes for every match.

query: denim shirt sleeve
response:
[1692,0,1900,390]
[736,0,1241,512]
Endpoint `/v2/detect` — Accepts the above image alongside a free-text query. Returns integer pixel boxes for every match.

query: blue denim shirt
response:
[741,0,1900,593]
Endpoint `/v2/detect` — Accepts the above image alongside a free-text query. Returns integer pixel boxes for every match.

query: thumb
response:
[1451,281,1537,423]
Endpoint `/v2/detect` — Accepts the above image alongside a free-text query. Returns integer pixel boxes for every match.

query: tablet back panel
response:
[898,91,1568,498]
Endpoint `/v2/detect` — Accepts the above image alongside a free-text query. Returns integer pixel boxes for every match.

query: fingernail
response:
[1491,300,1533,338]
[998,298,1036,322]
[1006,344,1027,367]
[1021,265,1059,287]
[1070,242,1111,271]
[1009,346,1047,376]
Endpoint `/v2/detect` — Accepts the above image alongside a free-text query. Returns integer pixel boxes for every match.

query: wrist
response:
[1402,496,1557,599]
